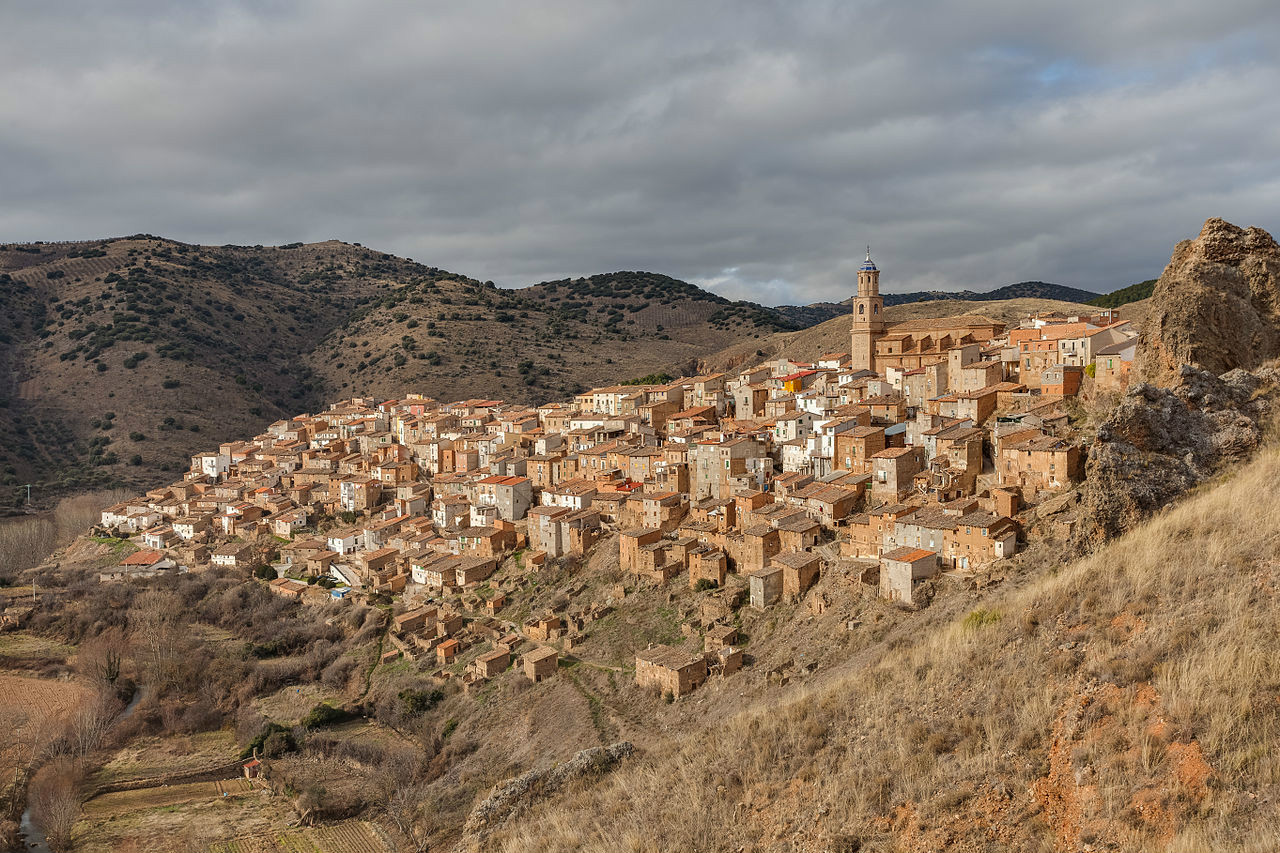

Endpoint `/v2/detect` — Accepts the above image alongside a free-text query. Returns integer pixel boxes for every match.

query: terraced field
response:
[209,819,390,853]
[81,778,255,817]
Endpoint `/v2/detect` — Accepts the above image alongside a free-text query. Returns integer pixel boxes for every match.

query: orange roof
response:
[120,550,164,566]
[477,475,529,486]
[883,547,937,563]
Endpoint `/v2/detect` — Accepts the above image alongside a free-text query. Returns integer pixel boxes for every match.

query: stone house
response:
[620,528,663,574]
[799,483,862,527]
[475,475,533,521]
[470,648,510,679]
[1093,338,1137,391]
[704,624,740,651]
[635,644,708,697]
[437,638,460,665]
[689,548,728,589]
[929,386,1000,425]
[1041,365,1084,398]
[841,504,917,559]
[945,513,1019,569]
[393,606,437,636]
[528,506,571,556]
[636,542,679,583]
[211,542,255,568]
[737,524,781,573]
[454,555,497,587]
[455,523,516,558]
[880,546,939,604]
[772,551,821,600]
[640,491,688,532]
[998,436,1083,494]
[748,566,784,609]
[524,615,563,642]
[870,446,927,502]
[834,426,887,473]
[775,513,821,553]
[172,516,210,541]
[359,546,400,578]
[523,646,558,681]
[541,479,598,511]
[432,496,471,529]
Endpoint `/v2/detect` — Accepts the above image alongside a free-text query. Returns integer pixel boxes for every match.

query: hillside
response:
[767,282,1104,326]
[475,434,1280,853]
[881,280,1101,307]
[1088,278,1158,309]
[698,296,1098,372]
[0,240,802,502]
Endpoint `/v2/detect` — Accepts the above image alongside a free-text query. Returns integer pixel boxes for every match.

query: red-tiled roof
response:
[120,550,164,566]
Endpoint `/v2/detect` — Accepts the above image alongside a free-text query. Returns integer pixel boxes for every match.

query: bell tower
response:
[850,247,885,372]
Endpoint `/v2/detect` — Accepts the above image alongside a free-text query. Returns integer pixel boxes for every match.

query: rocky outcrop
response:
[453,741,634,852]
[1075,366,1279,546]
[1075,217,1280,546]
[1139,218,1280,387]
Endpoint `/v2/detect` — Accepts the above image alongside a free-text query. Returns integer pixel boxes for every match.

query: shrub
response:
[399,687,444,717]
[301,702,355,729]
[242,722,295,758]
[262,729,295,758]
[962,608,1002,631]
[129,431,146,441]
[161,378,180,389]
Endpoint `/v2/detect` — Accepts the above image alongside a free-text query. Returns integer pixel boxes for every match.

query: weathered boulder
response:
[1139,218,1280,386]
[1075,365,1279,546]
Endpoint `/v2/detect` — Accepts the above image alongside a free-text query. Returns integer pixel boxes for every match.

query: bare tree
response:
[67,691,122,758]
[376,748,431,852]
[130,590,185,691]
[29,756,83,852]
[76,626,130,688]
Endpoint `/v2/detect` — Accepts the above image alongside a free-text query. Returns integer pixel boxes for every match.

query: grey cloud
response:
[2,0,1279,303]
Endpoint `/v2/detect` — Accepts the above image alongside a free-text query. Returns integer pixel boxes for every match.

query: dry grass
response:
[478,445,1280,853]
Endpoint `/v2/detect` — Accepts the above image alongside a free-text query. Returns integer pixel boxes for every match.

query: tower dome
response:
[859,246,877,272]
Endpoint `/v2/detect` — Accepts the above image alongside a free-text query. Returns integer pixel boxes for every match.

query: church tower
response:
[850,247,885,373]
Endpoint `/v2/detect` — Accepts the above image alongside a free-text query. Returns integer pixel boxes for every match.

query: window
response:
[858,304,865,315]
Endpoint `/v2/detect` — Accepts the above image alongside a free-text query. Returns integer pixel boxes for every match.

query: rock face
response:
[1075,366,1279,546]
[1139,218,1280,387]
[454,741,634,852]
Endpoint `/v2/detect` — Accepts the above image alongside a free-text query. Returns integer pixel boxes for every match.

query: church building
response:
[849,250,1005,375]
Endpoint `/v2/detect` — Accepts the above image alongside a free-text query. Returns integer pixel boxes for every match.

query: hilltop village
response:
[95,255,1138,700]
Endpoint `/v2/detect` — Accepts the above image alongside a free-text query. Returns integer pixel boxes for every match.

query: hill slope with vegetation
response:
[1089,279,1158,309]
[478,431,1280,853]
[0,239,807,504]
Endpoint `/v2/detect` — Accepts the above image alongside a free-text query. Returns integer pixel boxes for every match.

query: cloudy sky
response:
[2,1,1278,304]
